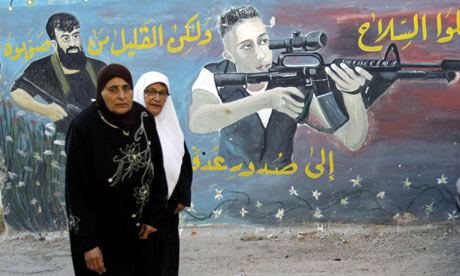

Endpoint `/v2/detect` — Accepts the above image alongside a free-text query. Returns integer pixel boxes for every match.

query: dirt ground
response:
[0,222,459,276]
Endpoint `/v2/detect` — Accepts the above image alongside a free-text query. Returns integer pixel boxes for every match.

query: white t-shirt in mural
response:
[192,67,273,128]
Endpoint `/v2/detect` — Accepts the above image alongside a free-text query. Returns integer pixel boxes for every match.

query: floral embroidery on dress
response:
[134,183,150,205]
[107,112,155,222]
[108,112,153,187]
[69,214,81,234]
[109,143,149,186]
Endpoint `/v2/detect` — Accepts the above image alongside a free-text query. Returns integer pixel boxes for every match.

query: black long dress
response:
[65,102,168,276]
[157,145,192,276]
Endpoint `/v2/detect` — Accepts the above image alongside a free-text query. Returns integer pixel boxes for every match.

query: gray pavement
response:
[0,223,459,276]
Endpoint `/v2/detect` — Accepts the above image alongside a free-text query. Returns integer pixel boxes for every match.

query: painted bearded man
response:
[11,12,106,133]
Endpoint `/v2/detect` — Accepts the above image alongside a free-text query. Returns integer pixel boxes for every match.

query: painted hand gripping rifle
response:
[214,31,460,133]
[21,76,82,118]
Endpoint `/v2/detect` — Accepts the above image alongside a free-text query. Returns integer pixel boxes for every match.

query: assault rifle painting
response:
[19,76,83,120]
[214,31,460,133]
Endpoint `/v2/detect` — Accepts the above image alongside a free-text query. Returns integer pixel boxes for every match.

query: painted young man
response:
[10,12,106,133]
[189,6,372,169]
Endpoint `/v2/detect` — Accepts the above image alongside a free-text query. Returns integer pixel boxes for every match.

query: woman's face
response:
[101,77,133,115]
[143,82,168,116]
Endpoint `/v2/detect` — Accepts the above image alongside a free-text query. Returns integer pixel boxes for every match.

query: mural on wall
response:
[189,6,373,171]
[0,0,459,231]
[11,12,106,134]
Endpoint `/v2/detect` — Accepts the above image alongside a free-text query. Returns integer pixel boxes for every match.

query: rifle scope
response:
[269,31,328,52]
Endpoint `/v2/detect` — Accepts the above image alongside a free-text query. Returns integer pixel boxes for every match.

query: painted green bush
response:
[0,94,67,231]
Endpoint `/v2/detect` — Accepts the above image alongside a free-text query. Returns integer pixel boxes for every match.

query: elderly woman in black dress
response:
[134,71,192,276]
[65,64,167,275]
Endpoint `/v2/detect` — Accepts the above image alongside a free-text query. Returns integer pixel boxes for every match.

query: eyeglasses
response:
[144,89,169,98]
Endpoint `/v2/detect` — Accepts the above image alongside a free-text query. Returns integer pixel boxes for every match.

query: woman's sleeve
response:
[142,116,168,228]
[170,143,193,207]
[65,123,98,253]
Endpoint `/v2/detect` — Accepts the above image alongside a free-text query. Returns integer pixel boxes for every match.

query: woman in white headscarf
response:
[134,71,192,276]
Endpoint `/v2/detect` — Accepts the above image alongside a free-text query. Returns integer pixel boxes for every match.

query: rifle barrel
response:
[399,61,460,70]
[401,63,442,68]
[21,77,66,106]
[332,60,460,71]
[379,70,456,82]
[214,73,247,86]
[214,72,297,86]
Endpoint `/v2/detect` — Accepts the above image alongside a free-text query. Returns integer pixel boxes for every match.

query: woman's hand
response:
[139,223,158,239]
[173,203,186,214]
[84,246,106,274]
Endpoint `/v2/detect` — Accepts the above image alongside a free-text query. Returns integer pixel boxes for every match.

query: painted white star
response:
[447,211,458,221]
[215,189,223,200]
[240,208,248,218]
[213,209,222,218]
[437,174,447,185]
[289,186,298,196]
[187,202,196,213]
[340,197,349,206]
[312,190,321,200]
[424,202,434,214]
[275,209,284,220]
[313,207,323,219]
[403,178,412,190]
[350,175,362,187]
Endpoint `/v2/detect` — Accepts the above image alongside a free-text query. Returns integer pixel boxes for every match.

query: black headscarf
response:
[96,64,136,131]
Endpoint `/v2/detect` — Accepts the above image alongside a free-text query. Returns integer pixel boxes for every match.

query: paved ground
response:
[0,222,459,276]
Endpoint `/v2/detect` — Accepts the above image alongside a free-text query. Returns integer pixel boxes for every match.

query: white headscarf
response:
[133,72,185,199]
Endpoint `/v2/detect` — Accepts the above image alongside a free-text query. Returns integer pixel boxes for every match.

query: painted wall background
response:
[0,0,459,231]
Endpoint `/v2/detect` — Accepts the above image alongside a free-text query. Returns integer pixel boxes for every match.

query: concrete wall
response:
[0,0,459,231]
